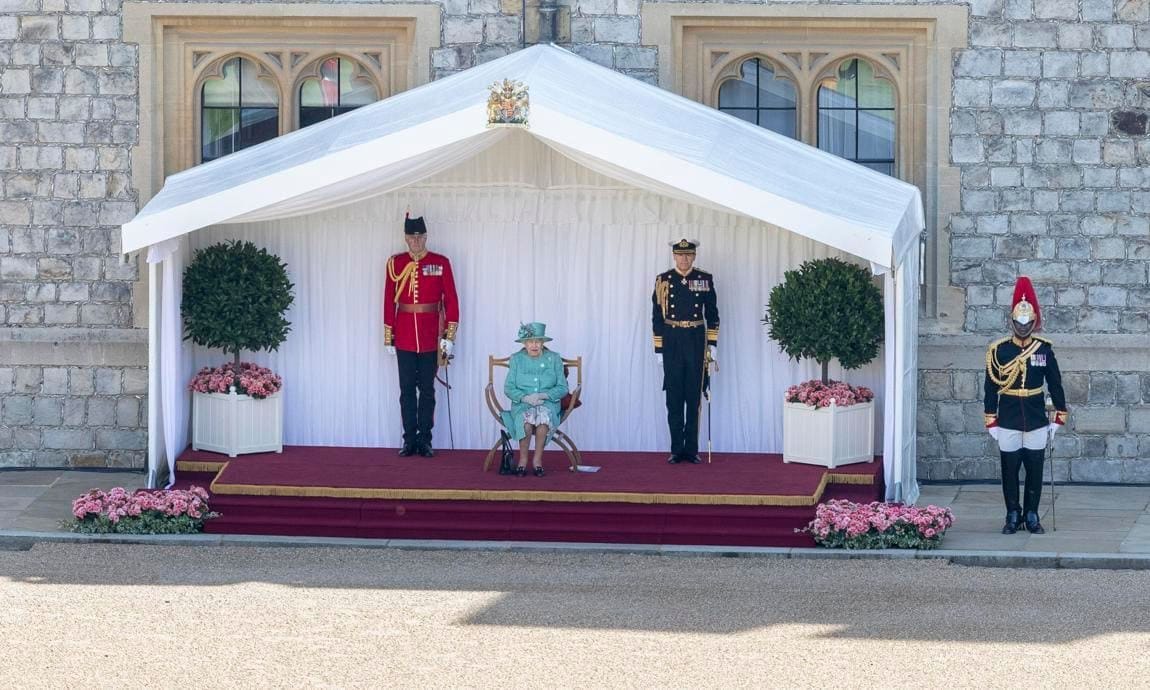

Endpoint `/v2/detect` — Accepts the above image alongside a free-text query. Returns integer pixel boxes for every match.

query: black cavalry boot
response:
[999,450,1023,533]
[398,443,416,457]
[1021,447,1045,524]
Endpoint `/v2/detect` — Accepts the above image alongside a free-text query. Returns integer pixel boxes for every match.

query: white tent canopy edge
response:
[122,44,923,272]
[124,44,923,503]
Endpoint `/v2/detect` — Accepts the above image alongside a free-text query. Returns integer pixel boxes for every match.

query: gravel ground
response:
[1,544,1148,688]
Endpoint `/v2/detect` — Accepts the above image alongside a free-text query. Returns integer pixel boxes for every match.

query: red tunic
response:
[383,250,460,353]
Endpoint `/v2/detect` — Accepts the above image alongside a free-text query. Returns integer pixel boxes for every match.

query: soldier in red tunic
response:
[383,215,460,457]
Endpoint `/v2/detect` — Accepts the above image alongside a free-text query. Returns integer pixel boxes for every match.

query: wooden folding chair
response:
[483,354,583,472]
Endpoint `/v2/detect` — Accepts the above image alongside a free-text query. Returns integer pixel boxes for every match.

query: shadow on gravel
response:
[2,543,1150,642]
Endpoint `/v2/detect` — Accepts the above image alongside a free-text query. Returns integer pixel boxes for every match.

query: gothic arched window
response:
[717,57,797,139]
[817,58,896,176]
[201,57,280,163]
[298,57,380,128]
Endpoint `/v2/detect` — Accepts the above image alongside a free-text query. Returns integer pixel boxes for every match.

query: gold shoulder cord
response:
[985,338,1043,394]
[655,276,670,319]
[387,257,419,302]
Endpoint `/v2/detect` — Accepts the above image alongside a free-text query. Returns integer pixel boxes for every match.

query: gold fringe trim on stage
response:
[825,471,878,486]
[177,460,229,474]
[209,465,876,507]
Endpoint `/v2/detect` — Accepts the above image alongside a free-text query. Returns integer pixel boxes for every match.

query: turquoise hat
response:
[516,322,552,343]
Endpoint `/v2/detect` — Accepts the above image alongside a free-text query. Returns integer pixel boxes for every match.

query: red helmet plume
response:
[1011,276,1040,330]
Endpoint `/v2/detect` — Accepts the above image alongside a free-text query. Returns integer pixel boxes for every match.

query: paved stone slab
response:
[0,496,37,511]
[1023,537,1124,553]
[0,471,61,486]
[9,517,66,532]
[0,485,49,498]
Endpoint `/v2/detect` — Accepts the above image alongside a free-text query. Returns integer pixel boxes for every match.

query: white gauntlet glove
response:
[439,339,453,356]
[386,345,396,356]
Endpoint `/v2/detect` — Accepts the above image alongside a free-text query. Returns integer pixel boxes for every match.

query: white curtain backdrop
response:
[889,247,920,503]
[146,238,194,487]
[180,136,885,453]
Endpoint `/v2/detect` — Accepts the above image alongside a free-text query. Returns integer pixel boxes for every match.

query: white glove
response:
[707,345,717,363]
[386,345,396,356]
[523,393,545,405]
[656,353,663,366]
[439,338,453,356]
[1047,423,1059,441]
[987,426,999,441]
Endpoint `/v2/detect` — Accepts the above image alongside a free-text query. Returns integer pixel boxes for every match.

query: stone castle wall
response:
[0,0,1146,478]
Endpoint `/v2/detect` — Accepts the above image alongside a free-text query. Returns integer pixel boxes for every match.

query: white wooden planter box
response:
[192,390,283,457]
[782,400,874,468]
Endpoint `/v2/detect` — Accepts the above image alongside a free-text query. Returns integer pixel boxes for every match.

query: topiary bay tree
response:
[764,257,884,385]
[181,240,295,367]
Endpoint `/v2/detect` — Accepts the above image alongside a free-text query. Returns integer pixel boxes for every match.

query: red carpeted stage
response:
[175,446,883,547]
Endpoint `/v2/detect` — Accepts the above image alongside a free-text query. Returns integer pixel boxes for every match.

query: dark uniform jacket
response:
[651,268,719,353]
[984,336,1068,432]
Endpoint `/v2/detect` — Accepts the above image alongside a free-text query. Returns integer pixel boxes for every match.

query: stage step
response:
[174,450,883,548]
[199,493,867,547]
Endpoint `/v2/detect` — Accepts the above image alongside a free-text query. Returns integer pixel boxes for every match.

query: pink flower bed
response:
[802,499,955,549]
[188,362,282,399]
[785,379,874,408]
[69,486,219,534]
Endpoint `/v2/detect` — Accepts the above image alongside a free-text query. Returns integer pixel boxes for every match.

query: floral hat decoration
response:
[515,322,552,343]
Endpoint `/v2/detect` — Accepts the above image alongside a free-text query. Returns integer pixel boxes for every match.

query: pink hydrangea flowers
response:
[188,362,282,399]
[802,499,956,549]
[69,486,218,534]
[785,379,875,408]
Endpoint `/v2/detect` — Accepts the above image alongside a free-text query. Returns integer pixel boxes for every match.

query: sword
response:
[437,348,455,450]
[704,347,714,464]
[706,390,712,465]
[1045,399,1056,532]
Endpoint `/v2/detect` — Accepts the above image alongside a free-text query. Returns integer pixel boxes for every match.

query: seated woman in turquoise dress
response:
[501,322,568,477]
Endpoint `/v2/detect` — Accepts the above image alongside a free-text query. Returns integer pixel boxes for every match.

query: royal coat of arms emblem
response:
[486,79,529,127]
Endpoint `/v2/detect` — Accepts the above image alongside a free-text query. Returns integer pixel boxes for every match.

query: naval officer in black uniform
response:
[652,239,719,464]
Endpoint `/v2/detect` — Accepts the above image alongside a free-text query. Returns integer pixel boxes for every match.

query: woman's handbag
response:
[497,431,516,475]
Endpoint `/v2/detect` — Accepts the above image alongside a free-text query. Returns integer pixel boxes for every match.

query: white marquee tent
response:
[122,44,924,503]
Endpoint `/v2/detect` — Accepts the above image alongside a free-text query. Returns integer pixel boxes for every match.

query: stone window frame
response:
[122,3,440,326]
[192,49,389,164]
[195,53,284,164]
[715,55,800,138]
[292,55,385,130]
[641,3,968,325]
[714,52,901,175]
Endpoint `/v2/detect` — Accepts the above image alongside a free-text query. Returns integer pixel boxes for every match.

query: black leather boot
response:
[398,443,416,457]
[1022,447,1045,518]
[1002,510,1022,535]
[1000,449,1023,532]
[1025,510,1045,534]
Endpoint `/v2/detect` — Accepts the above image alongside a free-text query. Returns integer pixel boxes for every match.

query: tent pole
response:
[146,259,160,489]
[882,268,897,502]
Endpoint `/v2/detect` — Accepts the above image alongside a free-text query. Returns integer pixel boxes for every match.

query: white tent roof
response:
[122,43,924,271]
